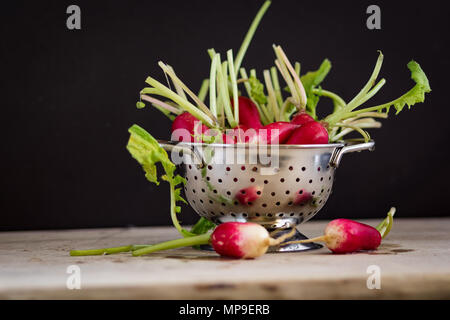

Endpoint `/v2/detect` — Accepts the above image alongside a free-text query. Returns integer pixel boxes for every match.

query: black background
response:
[1,0,448,231]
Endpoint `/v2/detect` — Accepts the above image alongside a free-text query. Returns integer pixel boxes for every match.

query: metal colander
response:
[159,140,375,252]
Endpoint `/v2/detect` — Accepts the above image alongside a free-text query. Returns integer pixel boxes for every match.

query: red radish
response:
[294,189,312,205]
[283,219,382,254]
[232,97,263,129]
[132,222,297,259]
[259,121,300,144]
[235,186,263,205]
[291,112,315,125]
[286,121,329,144]
[171,112,208,142]
[211,222,295,259]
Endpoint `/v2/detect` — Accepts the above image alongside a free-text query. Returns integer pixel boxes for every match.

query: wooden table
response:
[1,218,449,299]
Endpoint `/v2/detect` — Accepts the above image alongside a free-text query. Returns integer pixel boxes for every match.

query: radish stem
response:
[281,235,328,246]
[234,0,271,72]
[133,233,211,256]
[198,79,209,102]
[227,49,239,124]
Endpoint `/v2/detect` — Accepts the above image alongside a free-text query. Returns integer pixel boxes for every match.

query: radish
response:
[259,121,300,144]
[283,218,382,254]
[171,112,208,142]
[235,185,263,205]
[132,222,296,259]
[286,121,329,144]
[291,112,315,125]
[232,97,263,129]
[294,189,312,205]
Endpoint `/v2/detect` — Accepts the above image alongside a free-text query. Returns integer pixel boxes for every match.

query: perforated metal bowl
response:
[159,140,374,252]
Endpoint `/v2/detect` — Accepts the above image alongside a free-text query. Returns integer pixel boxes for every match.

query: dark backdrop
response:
[1,0,448,231]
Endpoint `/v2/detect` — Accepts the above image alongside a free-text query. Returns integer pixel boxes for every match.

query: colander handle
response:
[157,140,205,167]
[330,140,375,168]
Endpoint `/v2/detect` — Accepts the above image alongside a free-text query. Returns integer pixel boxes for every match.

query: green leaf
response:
[127,124,194,237]
[249,75,268,105]
[300,59,331,117]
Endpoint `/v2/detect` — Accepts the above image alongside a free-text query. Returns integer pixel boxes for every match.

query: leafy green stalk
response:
[325,60,431,126]
[274,45,307,109]
[70,245,151,256]
[198,79,210,102]
[158,62,217,123]
[209,54,219,118]
[227,49,239,124]
[270,66,284,108]
[216,58,237,127]
[144,76,215,127]
[133,233,211,256]
[263,69,279,121]
[127,124,195,237]
[234,0,271,72]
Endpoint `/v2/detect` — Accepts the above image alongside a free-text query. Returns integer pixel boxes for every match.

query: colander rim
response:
[161,140,345,149]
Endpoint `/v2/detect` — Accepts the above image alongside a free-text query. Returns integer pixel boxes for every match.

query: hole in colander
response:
[241,166,246,171]
[226,167,231,171]
[220,212,225,216]
[271,192,276,196]
[241,190,246,194]
[256,190,262,195]
[262,203,267,208]
[233,178,238,182]
[255,213,260,217]
[302,167,306,171]
[209,200,213,204]
[227,191,231,196]
[193,189,196,193]
[243,213,248,217]
[278,213,284,217]
[192,200,196,204]
[218,179,222,183]
[252,167,258,172]
[248,202,252,205]
[194,176,198,180]
[288,201,293,206]
[200,199,203,203]
[319,200,323,204]
[289,166,293,171]
[234,201,238,205]
[329,176,331,180]
[296,178,300,182]
[276,202,281,206]
[290,213,295,216]
[208,165,213,170]
[317,167,321,171]
[267,213,273,217]
[210,211,215,215]
[280,178,285,183]
[320,177,324,181]
[201,188,205,193]
[264,180,269,184]
[231,213,236,217]
[312,191,316,195]
[298,190,303,194]
[321,189,324,193]
[188,165,192,169]
[221,203,226,206]
[309,179,313,183]
[213,190,218,194]
[285,190,290,195]
[206,177,210,181]
[250,178,255,183]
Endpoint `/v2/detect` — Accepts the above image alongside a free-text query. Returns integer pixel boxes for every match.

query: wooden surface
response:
[0,218,449,299]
